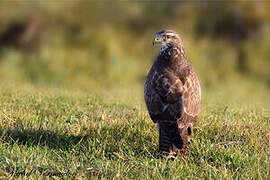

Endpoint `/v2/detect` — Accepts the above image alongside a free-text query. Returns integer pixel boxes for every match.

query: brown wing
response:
[152,69,184,104]
[182,69,201,118]
[144,67,183,123]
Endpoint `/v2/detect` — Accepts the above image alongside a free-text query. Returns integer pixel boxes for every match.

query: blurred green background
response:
[0,1,269,109]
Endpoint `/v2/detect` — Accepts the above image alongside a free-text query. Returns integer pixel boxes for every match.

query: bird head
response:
[153,30,181,49]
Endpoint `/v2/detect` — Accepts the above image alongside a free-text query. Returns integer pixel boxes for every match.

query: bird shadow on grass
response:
[0,128,82,149]
[0,124,160,177]
[0,124,159,159]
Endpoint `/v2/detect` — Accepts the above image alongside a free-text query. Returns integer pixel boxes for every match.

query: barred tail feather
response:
[159,126,171,152]
[158,121,183,157]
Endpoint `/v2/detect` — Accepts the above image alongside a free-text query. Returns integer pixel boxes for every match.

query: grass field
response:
[0,2,270,179]
[0,81,269,179]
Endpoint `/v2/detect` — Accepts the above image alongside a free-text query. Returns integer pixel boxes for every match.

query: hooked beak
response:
[153,36,161,46]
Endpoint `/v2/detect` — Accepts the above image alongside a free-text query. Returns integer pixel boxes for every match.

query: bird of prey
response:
[144,30,201,158]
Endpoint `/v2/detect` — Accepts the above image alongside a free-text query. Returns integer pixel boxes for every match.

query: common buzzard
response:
[144,30,201,158]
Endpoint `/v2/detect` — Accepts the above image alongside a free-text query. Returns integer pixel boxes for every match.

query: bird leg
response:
[177,121,189,155]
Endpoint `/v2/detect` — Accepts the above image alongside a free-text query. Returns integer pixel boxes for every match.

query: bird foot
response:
[160,151,177,160]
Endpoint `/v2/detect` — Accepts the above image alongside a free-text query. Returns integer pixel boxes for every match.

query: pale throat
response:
[159,43,169,52]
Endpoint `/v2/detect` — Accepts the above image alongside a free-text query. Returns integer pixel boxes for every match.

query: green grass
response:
[0,2,270,179]
[0,83,269,179]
